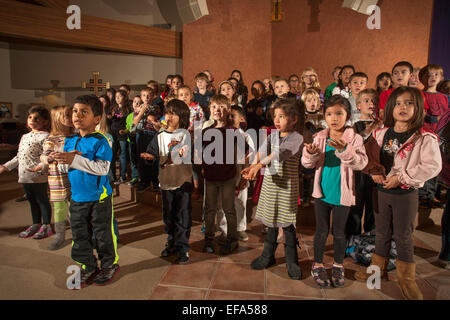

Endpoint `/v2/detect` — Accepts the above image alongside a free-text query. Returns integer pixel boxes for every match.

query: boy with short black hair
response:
[55,94,119,288]
[379,61,429,119]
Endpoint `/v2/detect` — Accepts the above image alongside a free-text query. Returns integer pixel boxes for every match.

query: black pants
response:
[137,131,159,187]
[346,171,375,237]
[23,183,52,225]
[161,182,193,254]
[314,198,350,264]
[70,196,118,272]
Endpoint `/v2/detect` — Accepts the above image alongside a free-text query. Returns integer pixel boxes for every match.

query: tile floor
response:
[149,220,450,300]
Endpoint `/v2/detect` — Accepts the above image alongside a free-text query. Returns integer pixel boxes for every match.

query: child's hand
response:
[327,139,347,152]
[305,143,320,154]
[371,174,385,184]
[179,145,189,158]
[382,175,400,189]
[47,153,56,164]
[119,129,128,135]
[241,164,261,181]
[26,164,44,172]
[54,150,82,165]
[140,153,154,161]
[0,165,7,174]
[367,118,383,132]
[139,105,149,115]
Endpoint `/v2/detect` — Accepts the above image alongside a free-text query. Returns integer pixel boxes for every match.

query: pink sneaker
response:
[32,224,54,239]
[19,225,40,238]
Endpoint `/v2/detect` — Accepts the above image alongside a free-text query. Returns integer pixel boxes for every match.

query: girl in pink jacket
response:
[302,95,368,288]
[355,87,442,300]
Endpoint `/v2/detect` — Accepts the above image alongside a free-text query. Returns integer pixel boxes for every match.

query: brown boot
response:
[396,260,423,300]
[354,253,389,282]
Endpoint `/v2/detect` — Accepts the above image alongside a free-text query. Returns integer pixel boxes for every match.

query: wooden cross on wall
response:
[272,0,284,22]
[82,72,110,96]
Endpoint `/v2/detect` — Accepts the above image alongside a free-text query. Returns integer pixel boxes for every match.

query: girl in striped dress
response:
[242,98,305,280]
[31,106,74,250]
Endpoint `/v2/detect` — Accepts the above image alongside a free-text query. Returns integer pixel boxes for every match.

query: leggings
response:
[23,183,52,225]
[375,190,418,263]
[314,198,351,264]
[53,200,69,223]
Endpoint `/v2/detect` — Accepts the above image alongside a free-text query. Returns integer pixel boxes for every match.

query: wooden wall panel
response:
[0,0,181,58]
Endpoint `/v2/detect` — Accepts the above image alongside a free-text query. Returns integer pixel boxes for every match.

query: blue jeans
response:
[440,193,450,261]
[128,137,139,179]
[112,138,129,180]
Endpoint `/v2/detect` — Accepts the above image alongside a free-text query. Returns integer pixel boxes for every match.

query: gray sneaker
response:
[238,231,249,242]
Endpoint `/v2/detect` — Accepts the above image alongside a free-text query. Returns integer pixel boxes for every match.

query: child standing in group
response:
[419,64,449,131]
[215,105,254,242]
[376,72,393,95]
[408,67,424,90]
[177,85,206,131]
[324,66,342,101]
[177,85,205,199]
[56,95,119,288]
[243,98,305,280]
[202,94,249,255]
[332,65,355,99]
[171,75,184,96]
[133,88,161,192]
[0,106,52,239]
[219,80,241,108]
[147,80,164,111]
[299,67,321,95]
[288,74,301,96]
[347,72,369,125]
[301,89,325,207]
[141,99,193,264]
[302,95,368,288]
[162,75,174,101]
[378,61,429,119]
[33,106,74,250]
[111,89,132,184]
[346,89,382,238]
[123,96,142,187]
[231,70,249,106]
[245,80,271,131]
[355,87,442,300]
[193,72,214,120]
